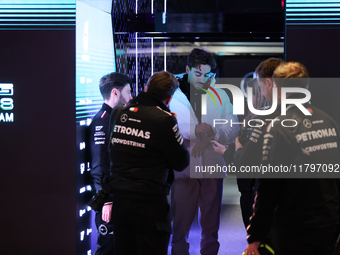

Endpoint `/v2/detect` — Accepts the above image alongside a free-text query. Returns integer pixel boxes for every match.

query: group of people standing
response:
[87,48,340,255]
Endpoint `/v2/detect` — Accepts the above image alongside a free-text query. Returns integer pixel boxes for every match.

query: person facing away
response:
[87,72,132,255]
[244,62,340,255]
[107,71,190,255]
[212,58,285,229]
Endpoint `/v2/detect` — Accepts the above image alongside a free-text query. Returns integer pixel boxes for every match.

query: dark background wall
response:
[285,26,340,124]
[0,30,76,254]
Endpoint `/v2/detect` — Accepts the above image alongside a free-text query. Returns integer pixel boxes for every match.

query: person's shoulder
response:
[308,104,333,120]
[137,106,177,133]
[171,88,190,104]
[155,106,176,120]
[214,87,229,98]
[90,108,111,128]
[137,104,175,121]
[96,108,111,121]
[264,115,293,140]
[151,106,178,126]
[173,73,186,80]
[212,87,231,106]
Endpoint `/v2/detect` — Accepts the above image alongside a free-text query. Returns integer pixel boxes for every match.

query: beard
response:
[117,95,129,105]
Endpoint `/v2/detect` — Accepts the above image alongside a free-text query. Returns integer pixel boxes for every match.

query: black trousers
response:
[271,224,338,255]
[111,196,171,255]
[95,211,114,255]
[237,178,258,228]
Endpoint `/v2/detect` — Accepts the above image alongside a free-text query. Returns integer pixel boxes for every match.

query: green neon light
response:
[0,0,74,4]
[0,9,75,13]
[0,14,75,17]
[76,105,102,111]
[0,24,75,26]
[287,18,340,20]
[0,5,75,9]
[287,3,340,8]
[76,110,99,115]
[288,8,340,12]
[287,0,340,3]
[0,28,75,30]
[286,13,340,16]
[287,22,340,25]
[0,19,75,21]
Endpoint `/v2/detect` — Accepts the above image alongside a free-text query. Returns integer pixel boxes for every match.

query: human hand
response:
[191,137,212,158]
[101,203,112,222]
[212,140,228,155]
[195,123,215,136]
[244,242,261,255]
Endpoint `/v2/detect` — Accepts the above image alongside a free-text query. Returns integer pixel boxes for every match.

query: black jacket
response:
[87,103,112,193]
[233,108,282,172]
[247,102,340,243]
[109,92,190,201]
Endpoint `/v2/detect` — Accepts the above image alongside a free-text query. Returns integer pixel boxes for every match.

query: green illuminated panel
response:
[75,1,116,123]
[286,0,340,26]
[0,0,75,30]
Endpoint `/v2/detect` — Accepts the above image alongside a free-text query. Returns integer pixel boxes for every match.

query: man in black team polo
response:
[106,71,190,255]
[88,72,132,255]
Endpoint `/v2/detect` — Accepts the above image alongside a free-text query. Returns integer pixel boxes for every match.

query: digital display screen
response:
[0,0,75,30]
[0,1,77,254]
[285,0,340,122]
[76,1,116,122]
[75,1,115,254]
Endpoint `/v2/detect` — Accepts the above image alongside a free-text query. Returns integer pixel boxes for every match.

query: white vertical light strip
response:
[163,0,167,71]
[136,32,138,94]
[163,0,167,24]
[151,0,154,75]
[135,1,138,94]
[164,41,166,71]
[151,38,154,75]
[201,94,207,115]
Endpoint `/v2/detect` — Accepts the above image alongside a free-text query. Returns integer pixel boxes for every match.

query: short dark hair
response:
[272,62,309,88]
[99,72,132,100]
[187,48,217,70]
[145,71,179,101]
[255,58,285,79]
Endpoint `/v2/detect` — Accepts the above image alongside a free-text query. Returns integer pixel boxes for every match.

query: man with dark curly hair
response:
[169,48,239,255]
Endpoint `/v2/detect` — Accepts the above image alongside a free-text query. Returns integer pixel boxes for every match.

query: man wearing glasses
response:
[169,48,239,255]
